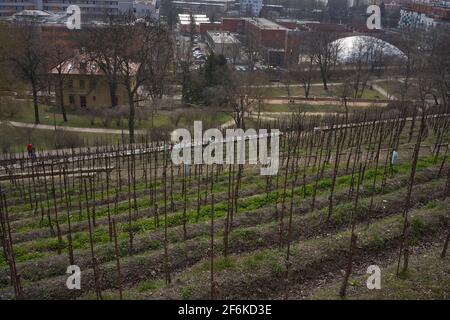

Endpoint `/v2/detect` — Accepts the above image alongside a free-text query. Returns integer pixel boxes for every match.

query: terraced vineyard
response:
[0,109,449,300]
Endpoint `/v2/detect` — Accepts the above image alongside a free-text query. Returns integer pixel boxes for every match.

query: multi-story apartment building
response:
[0,1,38,16]
[398,1,450,29]
[240,0,262,17]
[0,0,150,18]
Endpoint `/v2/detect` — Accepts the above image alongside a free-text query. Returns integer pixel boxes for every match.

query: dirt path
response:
[264,98,389,107]
[0,120,144,135]
[371,82,397,100]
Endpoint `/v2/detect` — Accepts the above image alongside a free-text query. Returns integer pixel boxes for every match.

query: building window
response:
[69,95,75,105]
[79,80,85,89]
[67,80,73,89]
[90,79,97,89]
[80,96,87,108]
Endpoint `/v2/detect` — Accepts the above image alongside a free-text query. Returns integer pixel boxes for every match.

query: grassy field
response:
[376,80,420,100]
[260,104,382,114]
[0,123,124,153]
[264,84,383,100]
[1,100,231,132]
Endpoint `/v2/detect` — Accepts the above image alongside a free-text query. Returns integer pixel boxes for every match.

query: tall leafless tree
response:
[8,24,48,124]
[311,32,341,91]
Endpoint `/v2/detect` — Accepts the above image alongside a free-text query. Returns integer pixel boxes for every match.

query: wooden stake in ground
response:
[339,222,358,298]
[327,126,345,222]
[182,163,188,240]
[83,179,102,300]
[442,226,450,259]
[339,163,363,298]
[0,193,24,299]
[112,218,123,300]
[50,163,62,253]
[283,143,301,299]
[126,152,134,254]
[196,164,201,222]
[105,156,113,242]
[440,167,450,259]
[62,167,74,265]
[367,122,384,227]
[223,164,232,257]
[210,194,216,300]
[163,143,171,285]
[396,114,427,276]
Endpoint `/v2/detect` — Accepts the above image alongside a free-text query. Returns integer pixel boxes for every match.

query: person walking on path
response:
[27,143,33,157]
[390,149,398,176]
[27,143,36,160]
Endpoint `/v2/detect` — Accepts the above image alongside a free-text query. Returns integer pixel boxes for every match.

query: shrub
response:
[54,130,84,149]
[0,96,22,119]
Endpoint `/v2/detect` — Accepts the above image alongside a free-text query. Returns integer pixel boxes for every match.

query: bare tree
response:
[338,78,353,124]
[230,40,241,66]
[8,24,48,124]
[78,16,125,108]
[103,15,173,143]
[346,37,373,99]
[0,23,12,90]
[421,28,450,110]
[294,34,317,98]
[48,38,73,122]
[397,31,418,106]
[243,35,260,72]
[175,38,194,105]
[311,31,341,91]
[222,71,266,129]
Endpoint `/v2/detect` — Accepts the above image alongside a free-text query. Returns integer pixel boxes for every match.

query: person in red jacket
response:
[27,143,33,157]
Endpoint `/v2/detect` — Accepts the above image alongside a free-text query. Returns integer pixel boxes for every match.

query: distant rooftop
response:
[207,30,240,44]
[178,14,211,25]
[172,0,233,7]
[305,22,352,32]
[7,9,69,25]
[14,10,52,17]
[246,18,287,30]
[134,0,157,4]
[50,54,139,76]
[174,0,233,3]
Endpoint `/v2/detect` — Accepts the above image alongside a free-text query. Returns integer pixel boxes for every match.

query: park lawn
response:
[8,101,166,130]
[0,123,123,153]
[2,100,231,131]
[308,85,382,99]
[261,103,379,114]
[4,100,126,129]
[376,80,420,100]
[157,109,231,130]
[265,84,382,100]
